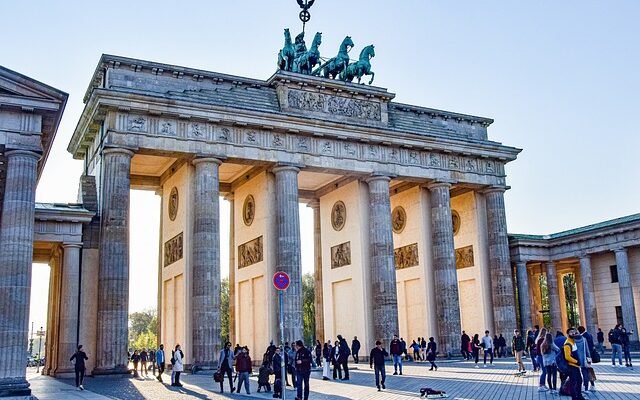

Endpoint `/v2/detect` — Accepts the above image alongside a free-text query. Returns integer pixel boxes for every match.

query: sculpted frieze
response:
[164,232,183,267]
[286,89,381,122]
[331,241,351,269]
[455,245,474,269]
[394,243,419,270]
[238,236,263,268]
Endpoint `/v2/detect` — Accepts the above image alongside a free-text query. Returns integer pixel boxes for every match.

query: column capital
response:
[223,192,235,202]
[4,149,42,160]
[192,156,223,166]
[365,172,395,184]
[271,163,302,174]
[481,185,510,195]
[102,147,135,158]
[62,242,83,249]
[425,180,455,190]
[306,199,320,209]
[613,247,628,255]
[578,252,591,261]
[545,260,557,268]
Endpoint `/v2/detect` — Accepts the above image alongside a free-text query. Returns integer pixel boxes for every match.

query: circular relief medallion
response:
[452,209,461,236]
[168,187,179,221]
[392,206,407,234]
[243,195,255,226]
[331,201,346,231]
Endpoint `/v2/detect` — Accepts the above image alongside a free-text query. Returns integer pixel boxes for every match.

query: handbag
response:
[213,370,223,383]
[588,367,596,382]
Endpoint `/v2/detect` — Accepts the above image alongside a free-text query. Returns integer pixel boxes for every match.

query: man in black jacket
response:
[461,331,471,360]
[70,345,88,390]
[370,340,388,391]
[337,335,350,380]
[295,340,313,400]
[351,336,361,364]
[390,335,403,375]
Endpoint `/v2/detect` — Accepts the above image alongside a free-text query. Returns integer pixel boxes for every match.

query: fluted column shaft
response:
[308,200,324,343]
[227,195,236,346]
[428,182,461,356]
[614,248,639,346]
[273,165,303,342]
[579,255,599,335]
[367,175,399,347]
[485,188,517,340]
[546,261,562,332]
[191,158,222,367]
[516,261,533,331]
[0,150,39,396]
[94,147,133,374]
[55,243,82,374]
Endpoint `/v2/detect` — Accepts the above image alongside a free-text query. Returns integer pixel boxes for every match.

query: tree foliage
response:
[129,309,158,350]
[221,277,230,344]
[563,273,580,328]
[302,273,315,346]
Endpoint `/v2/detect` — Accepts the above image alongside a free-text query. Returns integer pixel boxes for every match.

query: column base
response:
[92,365,130,376]
[0,377,31,398]
[188,362,218,374]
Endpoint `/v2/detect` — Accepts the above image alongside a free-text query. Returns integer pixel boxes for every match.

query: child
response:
[257,361,273,393]
[273,378,282,398]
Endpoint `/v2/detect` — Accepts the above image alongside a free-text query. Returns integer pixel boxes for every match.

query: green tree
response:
[221,277,230,344]
[563,274,580,328]
[129,309,158,350]
[302,273,315,346]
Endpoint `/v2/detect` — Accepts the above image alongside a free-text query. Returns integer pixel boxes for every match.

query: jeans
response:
[74,367,85,387]
[596,342,605,355]
[530,352,539,370]
[623,345,632,365]
[473,349,479,364]
[219,363,234,392]
[374,364,386,388]
[567,367,583,400]
[611,343,623,365]
[173,371,181,386]
[296,370,311,400]
[545,364,557,390]
[157,362,165,381]
[237,371,250,394]
[392,354,403,373]
[538,357,546,386]
[483,348,494,364]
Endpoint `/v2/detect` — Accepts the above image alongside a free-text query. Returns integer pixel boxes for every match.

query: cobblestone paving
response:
[31,356,640,400]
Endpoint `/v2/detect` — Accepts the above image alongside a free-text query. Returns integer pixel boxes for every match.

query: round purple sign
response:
[273,271,290,291]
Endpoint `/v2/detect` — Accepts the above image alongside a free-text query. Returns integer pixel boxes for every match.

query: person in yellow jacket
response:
[563,328,586,400]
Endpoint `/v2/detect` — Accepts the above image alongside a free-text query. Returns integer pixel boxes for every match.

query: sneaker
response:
[377,387,381,391]
[589,385,596,392]
[76,387,81,391]
[538,386,548,392]
[483,364,487,368]
[79,385,84,390]
[393,372,398,375]
[382,383,386,389]
[399,372,402,375]
[475,365,479,368]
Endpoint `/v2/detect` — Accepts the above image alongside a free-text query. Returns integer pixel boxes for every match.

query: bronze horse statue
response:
[277,28,295,71]
[339,45,375,84]
[312,36,354,79]
[293,32,322,75]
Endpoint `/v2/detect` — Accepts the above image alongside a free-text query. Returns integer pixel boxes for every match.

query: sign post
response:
[273,271,290,400]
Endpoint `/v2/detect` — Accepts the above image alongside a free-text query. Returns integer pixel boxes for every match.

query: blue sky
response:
[2,1,638,325]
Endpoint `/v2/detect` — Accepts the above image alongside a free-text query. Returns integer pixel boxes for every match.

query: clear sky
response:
[2,1,638,330]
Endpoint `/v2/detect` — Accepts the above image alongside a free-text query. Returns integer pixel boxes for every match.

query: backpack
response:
[611,329,620,344]
[555,344,570,374]
[170,350,176,365]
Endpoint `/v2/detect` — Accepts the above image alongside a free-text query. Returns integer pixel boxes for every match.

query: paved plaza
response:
[27,356,640,400]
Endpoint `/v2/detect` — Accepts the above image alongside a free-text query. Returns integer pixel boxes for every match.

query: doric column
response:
[546,261,562,332]
[94,147,133,375]
[427,181,461,356]
[484,187,517,340]
[614,248,639,346]
[191,157,223,368]
[308,200,324,343]
[516,261,533,331]
[273,165,303,342]
[156,190,163,345]
[55,243,82,375]
[226,194,236,346]
[578,254,599,335]
[0,150,39,396]
[367,174,399,347]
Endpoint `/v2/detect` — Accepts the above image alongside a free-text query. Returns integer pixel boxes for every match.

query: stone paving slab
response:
[28,357,640,400]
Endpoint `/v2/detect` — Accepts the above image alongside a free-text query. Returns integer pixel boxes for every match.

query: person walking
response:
[540,333,560,394]
[287,343,298,387]
[620,326,634,367]
[131,350,140,378]
[235,346,252,394]
[140,349,148,377]
[563,328,586,400]
[390,334,403,375]
[257,360,272,393]
[482,330,494,367]
[512,329,526,374]
[218,341,235,393]
[295,340,313,400]
[314,340,322,367]
[609,325,624,366]
[471,334,481,368]
[171,344,184,387]
[596,328,605,355]
[156,344,165,382]
[426,337,438,371]
[331,340,342,380]
[369,340,388,391]
[148,348,156,376]
[322,341,331,380]
[411,340,421,362]
[351,336,361,364]
[70,345,88,391]
[535,328,548,392]
[527,329,539,371]
[337,335,350,380]
[461,331,471,360]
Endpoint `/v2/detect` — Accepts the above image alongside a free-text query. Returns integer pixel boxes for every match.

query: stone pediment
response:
[0,66,68,112]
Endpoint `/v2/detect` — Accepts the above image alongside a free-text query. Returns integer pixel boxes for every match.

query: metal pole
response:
[36,327,43,373]
[280,289,286,400]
